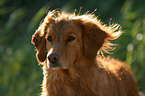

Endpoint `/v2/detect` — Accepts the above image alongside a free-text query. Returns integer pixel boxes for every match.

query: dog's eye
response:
[67,36,76,42]
[47,36,52,42]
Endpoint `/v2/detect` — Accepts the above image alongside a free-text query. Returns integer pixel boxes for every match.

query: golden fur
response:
[31,10,139,96]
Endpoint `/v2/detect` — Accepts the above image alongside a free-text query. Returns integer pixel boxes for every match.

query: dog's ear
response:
[31,30,47,62]
[31,12,55,63]
[81,21,114,60]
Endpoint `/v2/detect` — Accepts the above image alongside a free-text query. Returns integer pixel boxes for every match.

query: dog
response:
[31,10,139,96]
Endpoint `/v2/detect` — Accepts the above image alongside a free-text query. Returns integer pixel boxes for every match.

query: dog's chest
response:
[46,72,96,96]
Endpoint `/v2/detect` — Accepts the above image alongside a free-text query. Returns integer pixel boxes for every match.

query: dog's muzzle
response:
[47,53,61,68]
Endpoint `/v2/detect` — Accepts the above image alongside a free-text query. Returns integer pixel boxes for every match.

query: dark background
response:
[0,0,145,96]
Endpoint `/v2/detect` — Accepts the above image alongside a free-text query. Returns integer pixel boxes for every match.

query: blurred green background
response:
[0,0,145,96]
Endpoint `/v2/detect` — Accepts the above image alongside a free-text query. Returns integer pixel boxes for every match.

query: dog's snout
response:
[48,53,60,64]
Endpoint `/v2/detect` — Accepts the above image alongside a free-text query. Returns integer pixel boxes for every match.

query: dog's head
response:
[32,11,121,69]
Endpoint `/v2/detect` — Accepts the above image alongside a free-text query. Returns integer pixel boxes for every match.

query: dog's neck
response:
[47,56,98,77]
[42,57,99,96]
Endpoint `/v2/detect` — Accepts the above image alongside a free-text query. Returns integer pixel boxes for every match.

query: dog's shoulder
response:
[97,56,133,77]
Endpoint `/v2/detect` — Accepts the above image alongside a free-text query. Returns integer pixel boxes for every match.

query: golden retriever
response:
[31,10,139,96]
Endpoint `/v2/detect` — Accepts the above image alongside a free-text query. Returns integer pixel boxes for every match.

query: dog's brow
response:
[46,25,57,34]
[58,20,64,28]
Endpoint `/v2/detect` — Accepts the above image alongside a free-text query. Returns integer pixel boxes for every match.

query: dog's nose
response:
[48,53,60,64]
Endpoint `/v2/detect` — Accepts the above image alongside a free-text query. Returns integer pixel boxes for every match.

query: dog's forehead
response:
[47,19,79,35]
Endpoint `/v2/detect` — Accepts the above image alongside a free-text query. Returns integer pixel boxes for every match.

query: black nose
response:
[48,53,60,64]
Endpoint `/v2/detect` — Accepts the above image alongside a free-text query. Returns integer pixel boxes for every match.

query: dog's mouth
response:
[46,52,71,69]
[48,62,62,68]
[47,59,69,69]
[47,63,69,70]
